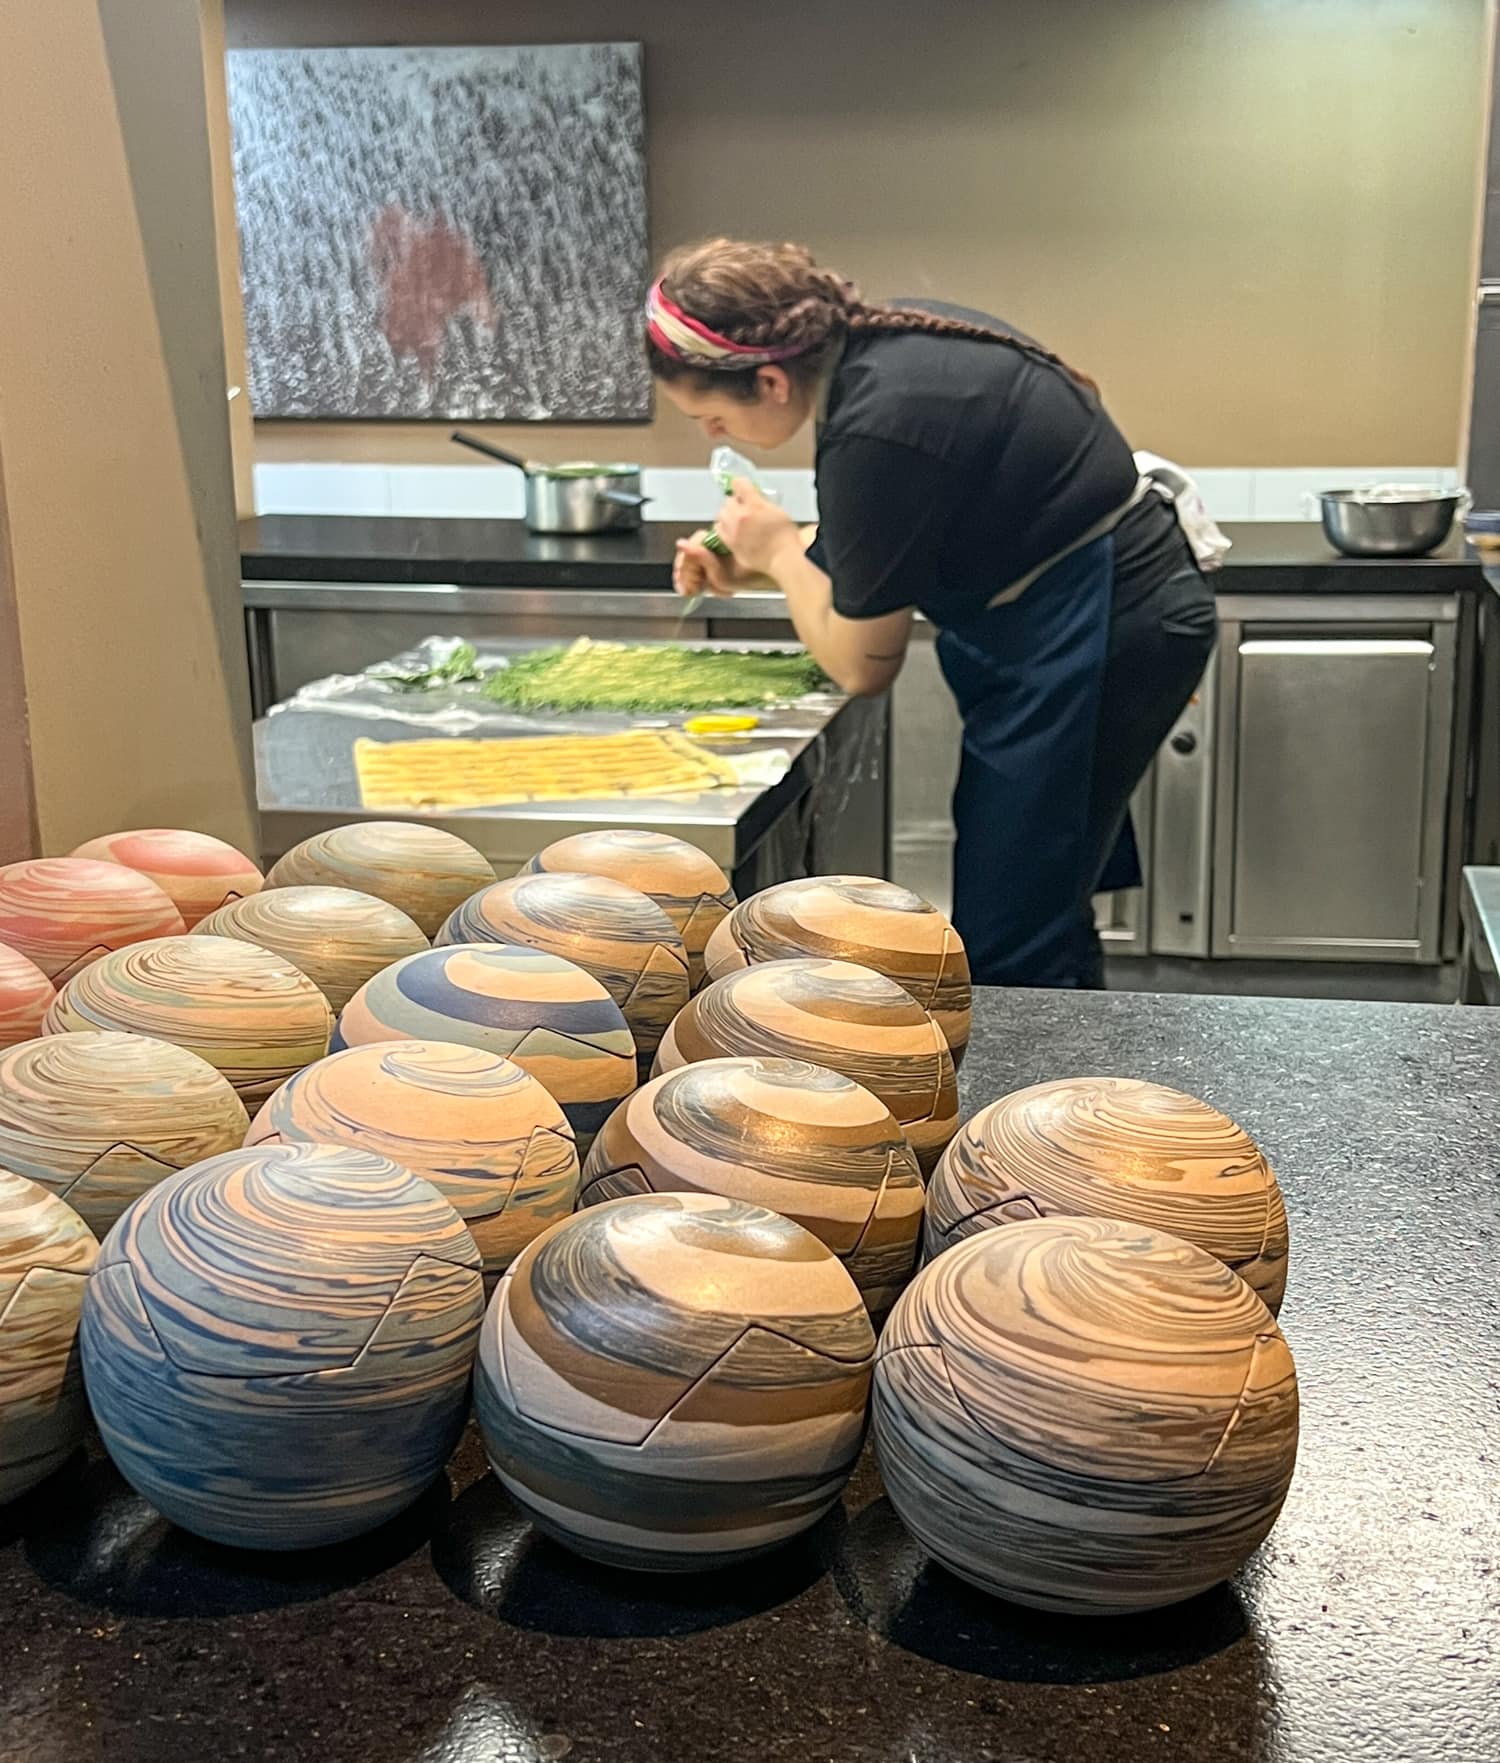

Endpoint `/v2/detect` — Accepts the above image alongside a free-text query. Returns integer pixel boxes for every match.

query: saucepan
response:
[450,431,649,535]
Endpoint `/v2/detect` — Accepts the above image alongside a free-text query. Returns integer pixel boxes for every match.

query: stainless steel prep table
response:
[254,641,888,892]
[243,517,1488,972]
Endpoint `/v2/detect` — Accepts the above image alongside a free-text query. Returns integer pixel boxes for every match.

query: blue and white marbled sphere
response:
[333,943,637,1153]
[79,1142,484,1550]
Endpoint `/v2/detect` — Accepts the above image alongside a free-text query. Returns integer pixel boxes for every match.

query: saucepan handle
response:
[598,489,652,510]
[450,430,533,474]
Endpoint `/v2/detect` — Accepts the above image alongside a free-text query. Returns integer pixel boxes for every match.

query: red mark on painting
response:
[368,205,497,381]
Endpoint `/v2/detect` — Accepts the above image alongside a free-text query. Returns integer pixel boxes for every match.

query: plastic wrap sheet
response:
[268,634,838,739]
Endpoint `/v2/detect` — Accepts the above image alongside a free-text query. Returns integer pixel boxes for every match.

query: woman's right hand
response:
[673,531,753,598]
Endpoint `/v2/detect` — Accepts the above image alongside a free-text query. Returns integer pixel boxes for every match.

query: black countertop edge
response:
[239,515,1486,592]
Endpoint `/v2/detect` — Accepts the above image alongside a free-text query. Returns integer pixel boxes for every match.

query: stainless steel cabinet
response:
[1211,595,1462,963]
[888,628,962,912]
[885,591,1468,967]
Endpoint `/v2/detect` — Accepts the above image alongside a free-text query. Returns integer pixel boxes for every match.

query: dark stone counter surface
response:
[240,514,1485,594]
[2,988,1496,1763]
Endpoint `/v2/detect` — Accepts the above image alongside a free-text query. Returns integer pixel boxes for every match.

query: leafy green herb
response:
[376,641,481,691]
[478,641,828,713]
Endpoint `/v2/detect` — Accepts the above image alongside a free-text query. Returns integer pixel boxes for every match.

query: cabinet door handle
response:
[1239,639,1434,658]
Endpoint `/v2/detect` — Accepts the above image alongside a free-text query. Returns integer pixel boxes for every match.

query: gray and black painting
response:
[227,44,650,421]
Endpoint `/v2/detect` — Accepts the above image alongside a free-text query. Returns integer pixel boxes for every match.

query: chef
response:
[648,238,1217,989]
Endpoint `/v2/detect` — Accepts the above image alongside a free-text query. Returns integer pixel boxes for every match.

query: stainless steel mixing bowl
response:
[1319,488,1468,558]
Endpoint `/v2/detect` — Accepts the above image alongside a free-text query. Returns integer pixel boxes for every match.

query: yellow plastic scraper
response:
[683,713,760,736]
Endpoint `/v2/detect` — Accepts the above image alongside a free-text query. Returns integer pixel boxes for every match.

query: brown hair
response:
[647,238,1099,400]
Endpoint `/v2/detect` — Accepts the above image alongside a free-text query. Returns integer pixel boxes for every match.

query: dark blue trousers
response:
[937,534,1216,988]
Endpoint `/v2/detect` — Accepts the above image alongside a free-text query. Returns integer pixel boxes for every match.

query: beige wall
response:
[229,0,1489,471]
[202,0,259,519]
[0,0,257,856]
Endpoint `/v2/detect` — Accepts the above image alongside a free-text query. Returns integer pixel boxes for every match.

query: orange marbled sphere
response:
[248,1040,579,1279]
[195,886,428,1014]
[874,1218,1300,1614]
[522,831,735,990]
[266,822,494,938]
[71,829,263,931]
[0,1168,100,1503]
[924,1076,1290,1314]
[581,1058,923,1319]
[474,1192,875,1571]
[438,872,688,1067]
[43,936,333,1108]
[0,1031,249,1237]
[654,958,959,1177]
[0,859,186,984]
[703,876,971,1067]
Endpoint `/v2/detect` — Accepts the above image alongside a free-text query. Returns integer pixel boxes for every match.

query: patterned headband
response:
[645,280,806,369]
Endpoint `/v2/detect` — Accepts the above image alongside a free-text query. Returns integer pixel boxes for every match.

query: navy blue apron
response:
[936,531,1130,990]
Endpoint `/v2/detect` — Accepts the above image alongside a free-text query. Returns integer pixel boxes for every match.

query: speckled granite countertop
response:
[2,987,1496,1763]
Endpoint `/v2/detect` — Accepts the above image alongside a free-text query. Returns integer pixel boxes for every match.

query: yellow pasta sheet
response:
[353,730,740,810]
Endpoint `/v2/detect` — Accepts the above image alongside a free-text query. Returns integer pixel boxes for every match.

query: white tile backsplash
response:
[253,461,1459,524]
[1248,467,1453,521]
[1185,470,1254,523]
[385,464,523,519]
[254,462,391,515]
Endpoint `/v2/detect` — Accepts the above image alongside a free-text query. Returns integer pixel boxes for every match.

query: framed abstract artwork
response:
[227,44,650,421]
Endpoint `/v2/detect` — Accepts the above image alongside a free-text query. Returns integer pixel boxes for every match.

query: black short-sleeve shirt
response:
[806,299,1174,625]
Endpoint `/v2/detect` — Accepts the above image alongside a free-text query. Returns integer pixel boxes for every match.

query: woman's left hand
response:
[712,478,803,576]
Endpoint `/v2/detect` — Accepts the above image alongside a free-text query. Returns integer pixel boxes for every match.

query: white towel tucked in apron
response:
[1134,452,1232,571]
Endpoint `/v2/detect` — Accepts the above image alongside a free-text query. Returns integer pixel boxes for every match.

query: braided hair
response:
[647,238,1099,399]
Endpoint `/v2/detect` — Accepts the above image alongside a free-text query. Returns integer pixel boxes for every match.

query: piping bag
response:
[673,447,780,635]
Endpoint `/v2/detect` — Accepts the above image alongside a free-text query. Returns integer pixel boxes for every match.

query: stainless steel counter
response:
[254,639,888,892]
[241,525,1484,971]
[1460,866,1500,1003]
[243,582,792,714]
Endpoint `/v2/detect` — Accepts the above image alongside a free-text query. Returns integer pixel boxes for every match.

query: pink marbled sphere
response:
[71,829,263,931]
[0,945,56,1051]
[0,859,186,984]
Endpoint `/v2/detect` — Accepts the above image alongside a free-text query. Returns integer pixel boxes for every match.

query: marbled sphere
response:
[0,858,186,984]
[43,936,333,1107]
[79,1143,483,1550]
[70,829,263,931]
[438,872,688,1068]
[266,822,495,938]
[332,944,636,1153]
[0,1032,249,1237]
[248,1040,579,1280]
[195,885,429,1014]
[475,1191,876,1571]
[0,1170,99,1503]
[873,1216,1300,1615]
[654,958,959,1178]
[522,831,735,990]
[703,876,972,1067]
[925,1076,1290,1314]
[581,1058,923,1319]
[0,945,56,1051]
